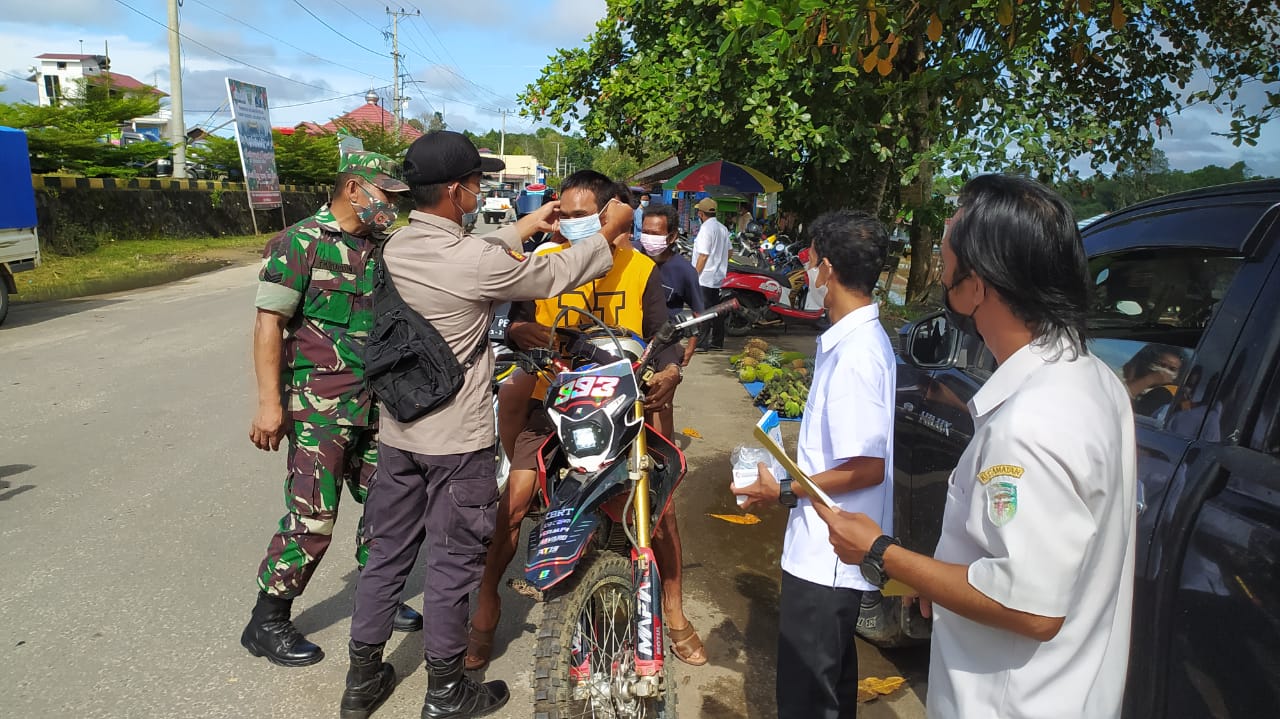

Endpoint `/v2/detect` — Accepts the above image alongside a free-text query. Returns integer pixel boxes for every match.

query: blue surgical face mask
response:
[559,211,603,244]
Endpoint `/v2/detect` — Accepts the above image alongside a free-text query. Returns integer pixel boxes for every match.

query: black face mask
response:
[941,275,982,343]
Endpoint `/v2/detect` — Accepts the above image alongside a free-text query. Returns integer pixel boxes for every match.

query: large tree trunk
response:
[904,36,936,304]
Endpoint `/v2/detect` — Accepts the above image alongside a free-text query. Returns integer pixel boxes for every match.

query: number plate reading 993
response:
[554,376,620,405]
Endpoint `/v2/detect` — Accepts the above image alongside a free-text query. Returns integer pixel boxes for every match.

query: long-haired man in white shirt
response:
[735,209,895,719]
[813,175,1136,719]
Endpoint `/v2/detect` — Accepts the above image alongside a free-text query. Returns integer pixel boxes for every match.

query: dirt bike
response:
[511,299,738,719]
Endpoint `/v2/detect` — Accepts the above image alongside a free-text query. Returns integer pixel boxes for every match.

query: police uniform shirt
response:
[377,211,613,456]
[928,336,1137,719]
[780,303,896,590]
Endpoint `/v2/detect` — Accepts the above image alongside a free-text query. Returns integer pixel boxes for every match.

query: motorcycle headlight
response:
[561,414,612,461]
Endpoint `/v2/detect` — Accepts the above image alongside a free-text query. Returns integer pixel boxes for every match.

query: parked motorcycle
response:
[720,255,826,336]
[512,299,738,719]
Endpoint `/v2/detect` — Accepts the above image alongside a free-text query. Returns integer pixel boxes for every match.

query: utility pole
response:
[167,0,187,178]
[386,7,419,134]
[553,141,561,180]
[498,108,508,186]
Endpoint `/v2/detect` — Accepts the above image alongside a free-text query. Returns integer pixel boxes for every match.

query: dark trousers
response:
[777,571,864,719]
[700,285,726,348]
[350,442,498,659]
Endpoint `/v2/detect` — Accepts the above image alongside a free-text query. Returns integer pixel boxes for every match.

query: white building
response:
[30,53,172,141]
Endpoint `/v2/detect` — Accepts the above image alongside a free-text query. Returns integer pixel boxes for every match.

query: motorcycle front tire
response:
[533,552,676,719]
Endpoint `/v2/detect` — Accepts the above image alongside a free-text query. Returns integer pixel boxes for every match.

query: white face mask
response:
[639,200,650,208]
[639,232,670,256]
[806,265,829,309]
[559,211,603,244]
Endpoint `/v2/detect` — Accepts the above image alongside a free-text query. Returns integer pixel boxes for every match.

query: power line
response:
[290,0,387,58]
[327,0,387,35]
[110,0,338,94]
[188,0,378,79]
[404,18,510,105]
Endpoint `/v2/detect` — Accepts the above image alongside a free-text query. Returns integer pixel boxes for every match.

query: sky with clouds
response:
[0,0,1275,177]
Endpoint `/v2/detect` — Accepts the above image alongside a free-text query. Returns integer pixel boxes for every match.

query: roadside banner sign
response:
[226,78,282,209]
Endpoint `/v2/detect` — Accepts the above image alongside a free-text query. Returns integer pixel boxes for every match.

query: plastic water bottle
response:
[731,446,771,507]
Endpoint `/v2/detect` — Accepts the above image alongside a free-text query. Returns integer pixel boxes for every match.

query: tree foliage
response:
[522,0,1280,300]
[1060,150,1254,218]
[0,78,171,178]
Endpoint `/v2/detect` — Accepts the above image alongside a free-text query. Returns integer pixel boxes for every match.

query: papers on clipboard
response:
[753,411,838,510]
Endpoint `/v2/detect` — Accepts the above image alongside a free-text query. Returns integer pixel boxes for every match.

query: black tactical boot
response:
[393,602,423,633]
[340,640,397,719]
[240,591,324,667]
[420,652,509,719]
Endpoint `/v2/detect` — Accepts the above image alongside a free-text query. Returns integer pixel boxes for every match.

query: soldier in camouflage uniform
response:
[241,151,423,668]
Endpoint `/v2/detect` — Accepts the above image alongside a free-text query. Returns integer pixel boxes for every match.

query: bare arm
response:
[694,253,709,274]
[808,502,1066,642]
[249,310,289,451]
[736,457,884,508]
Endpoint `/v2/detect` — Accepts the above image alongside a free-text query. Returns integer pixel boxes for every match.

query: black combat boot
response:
[420,652,510,719]
[340,640,397,719]
[240,591,324,667]
[393,602,423,633]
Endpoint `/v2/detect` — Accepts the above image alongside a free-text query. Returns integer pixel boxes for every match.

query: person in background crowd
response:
[734,209,896,719]
[241,151,422,670]
[340,132,627,719]
[633,192,652,241]
[1122,344,1183,418]
[812,174,1137,719]
[735,204,753,234]
[692,197,730,352]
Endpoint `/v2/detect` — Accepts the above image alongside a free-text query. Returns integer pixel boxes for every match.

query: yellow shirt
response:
[530,240,655,397]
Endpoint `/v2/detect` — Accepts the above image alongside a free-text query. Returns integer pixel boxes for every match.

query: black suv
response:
[863,180,1280,719]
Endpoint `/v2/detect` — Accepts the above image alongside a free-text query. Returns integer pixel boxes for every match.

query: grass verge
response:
[11,235,266,303]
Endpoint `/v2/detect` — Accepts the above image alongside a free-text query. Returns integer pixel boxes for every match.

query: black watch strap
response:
[867,535,900,573]
[778,478,797,508]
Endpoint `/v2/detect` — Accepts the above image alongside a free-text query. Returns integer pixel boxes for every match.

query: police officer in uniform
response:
[340,131,633,719]
[812,175,1137,718]
[242,152,424,668]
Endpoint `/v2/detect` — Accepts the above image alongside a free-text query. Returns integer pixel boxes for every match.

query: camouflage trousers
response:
[256,421,377,598]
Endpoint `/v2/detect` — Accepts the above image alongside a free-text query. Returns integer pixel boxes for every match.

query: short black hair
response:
[643,204,679,235]
[950,174,1090,353]
[408,171,478,209]
[409,181,448,208]
[640,192,651,200]
[808,210,889,296]
[1123,343,1181,381]
[332,172,360,201]
[560,170,616,209]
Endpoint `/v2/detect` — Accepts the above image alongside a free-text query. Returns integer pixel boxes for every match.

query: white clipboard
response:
[753,411,838,510]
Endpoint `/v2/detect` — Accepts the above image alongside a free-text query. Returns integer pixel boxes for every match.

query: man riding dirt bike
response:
[511,300,737,718]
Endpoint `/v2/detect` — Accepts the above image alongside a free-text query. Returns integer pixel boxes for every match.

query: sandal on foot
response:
[465,624,497,671]
[666,623,708,666]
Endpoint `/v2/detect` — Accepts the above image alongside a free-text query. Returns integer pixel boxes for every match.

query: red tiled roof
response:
[321,102,423,141]
[37,53,99,60]
[89,72,167,96]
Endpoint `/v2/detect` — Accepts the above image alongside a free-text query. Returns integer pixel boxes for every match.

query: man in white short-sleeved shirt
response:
[812,175,1137,719]
[691,197,730,350]
[736,210,895,719]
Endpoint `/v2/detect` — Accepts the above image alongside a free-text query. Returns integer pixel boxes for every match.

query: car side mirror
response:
[901,312,959,369]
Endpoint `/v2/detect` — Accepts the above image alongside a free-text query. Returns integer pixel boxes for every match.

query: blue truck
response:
[0,126,41,325]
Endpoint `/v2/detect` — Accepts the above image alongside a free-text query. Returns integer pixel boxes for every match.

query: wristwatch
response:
[778,478,797,508]
[860,535,901,588]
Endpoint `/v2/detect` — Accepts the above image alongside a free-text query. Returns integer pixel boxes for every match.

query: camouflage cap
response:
[339,150,410,193]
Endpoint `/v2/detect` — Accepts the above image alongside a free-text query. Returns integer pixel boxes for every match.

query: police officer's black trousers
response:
[350,443,498,659]
[777,571,863,719]
[700,286,726,348]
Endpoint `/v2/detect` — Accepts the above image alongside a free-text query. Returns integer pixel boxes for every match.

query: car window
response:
[1087,249,1243,425]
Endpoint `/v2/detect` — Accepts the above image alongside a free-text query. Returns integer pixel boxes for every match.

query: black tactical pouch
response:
[363,250,486,422]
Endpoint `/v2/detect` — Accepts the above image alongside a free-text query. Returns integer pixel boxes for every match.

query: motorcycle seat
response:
[727,261,793,284]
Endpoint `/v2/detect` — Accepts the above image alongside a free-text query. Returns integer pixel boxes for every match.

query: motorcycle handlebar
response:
[675,298,740,330]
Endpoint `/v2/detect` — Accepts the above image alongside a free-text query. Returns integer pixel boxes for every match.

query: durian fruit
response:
[746,347,767,360]
[744,337,770,352]
[739,357,759,367]
[791,358,807,370]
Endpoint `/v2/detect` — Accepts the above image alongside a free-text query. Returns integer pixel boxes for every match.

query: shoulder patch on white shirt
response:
[977,464,1025,484]
[986,481,1018,526]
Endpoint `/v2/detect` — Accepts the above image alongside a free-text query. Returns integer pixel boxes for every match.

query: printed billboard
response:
[226,78,282,208]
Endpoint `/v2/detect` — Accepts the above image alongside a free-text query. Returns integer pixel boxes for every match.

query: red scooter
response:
[720,248,828,336]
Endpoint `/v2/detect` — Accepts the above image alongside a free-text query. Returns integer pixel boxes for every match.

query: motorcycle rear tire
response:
[533,552,676,719]
[724,292,765,337]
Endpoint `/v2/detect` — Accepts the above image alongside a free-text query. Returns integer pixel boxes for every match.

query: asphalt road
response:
[0,251,927,718]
